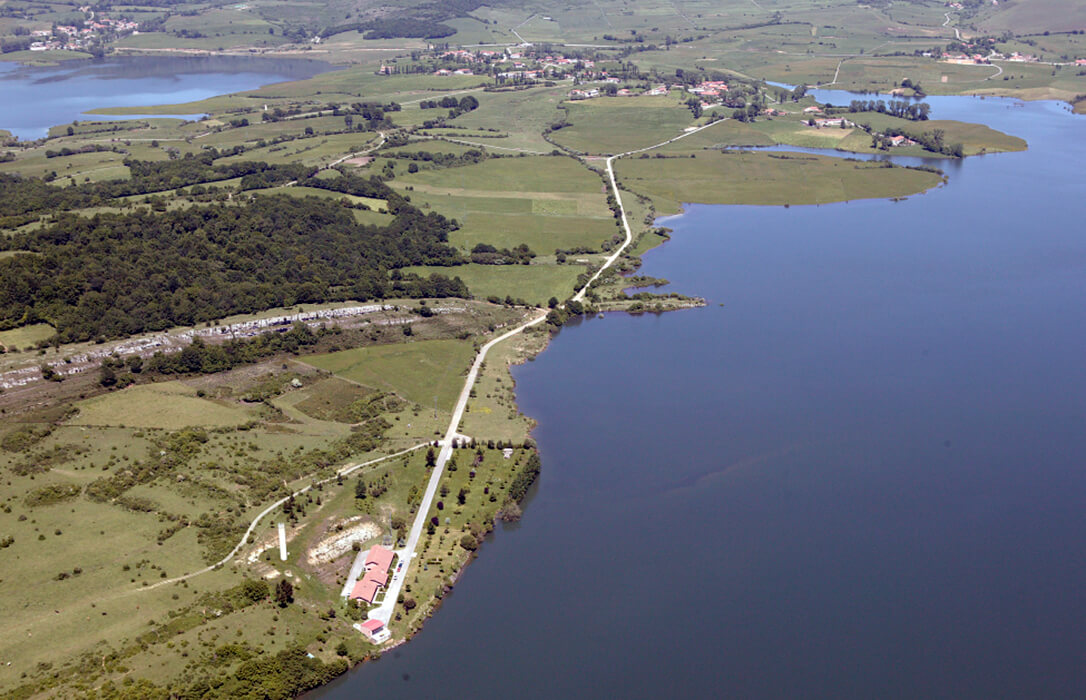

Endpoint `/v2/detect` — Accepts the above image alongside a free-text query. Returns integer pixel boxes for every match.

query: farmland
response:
[0,0,1064,694]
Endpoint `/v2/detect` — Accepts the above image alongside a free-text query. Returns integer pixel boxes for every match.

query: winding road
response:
[138,442,428,591]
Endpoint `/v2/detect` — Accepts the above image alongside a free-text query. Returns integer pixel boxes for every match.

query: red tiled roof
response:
[361,619,384,631]
[365,545,394,572]
[350,577,383,603]
[349,580,372,601]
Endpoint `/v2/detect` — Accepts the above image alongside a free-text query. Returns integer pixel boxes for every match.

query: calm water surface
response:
[0,55,333,139]
[317,95,1086,698]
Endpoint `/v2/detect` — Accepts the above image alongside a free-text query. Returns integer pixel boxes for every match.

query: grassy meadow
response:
[616,150,943,211]
[302,338,476,412]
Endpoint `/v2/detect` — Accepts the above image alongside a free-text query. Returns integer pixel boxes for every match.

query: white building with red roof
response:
[355,618,390,644]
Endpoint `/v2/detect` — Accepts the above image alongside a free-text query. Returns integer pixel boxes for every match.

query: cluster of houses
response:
[348,545,395,605]
[426,47,603,83]
[29,15,138,52]
[941,50,1086,66]
[568,83,669,100]
[347,544,396,643]
[685,80,729,109]
[884,134,918,147]
[799,106,853,129]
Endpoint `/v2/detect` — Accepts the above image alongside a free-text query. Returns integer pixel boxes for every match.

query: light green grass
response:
[251,185,387,210]
[845,114,1027,155]
[69,382,262,429]
[551,95,696,154]
[0,323,55,350]
[399,155,597,193]
[396,155,614,252]
[616,150,943,211]
[404,263,583,307]
[303,338,475,412]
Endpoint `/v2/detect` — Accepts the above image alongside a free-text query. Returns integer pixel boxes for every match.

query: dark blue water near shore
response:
[0,55,333,139]
[314,95,1086,698]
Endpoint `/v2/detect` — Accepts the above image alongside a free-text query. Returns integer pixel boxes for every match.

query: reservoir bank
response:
[312,94,1086,698]
[0,55,333,140]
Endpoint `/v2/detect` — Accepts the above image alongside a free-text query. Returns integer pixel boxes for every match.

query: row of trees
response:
[841,99,931,120]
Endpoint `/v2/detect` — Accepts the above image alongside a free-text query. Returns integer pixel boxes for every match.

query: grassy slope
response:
[551,96,696,154]
[302,338,475,412]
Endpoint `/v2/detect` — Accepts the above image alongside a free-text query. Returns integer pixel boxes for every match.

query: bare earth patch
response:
[305,516,382,567]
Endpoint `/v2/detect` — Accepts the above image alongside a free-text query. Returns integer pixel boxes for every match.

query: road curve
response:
[137,442,428,591]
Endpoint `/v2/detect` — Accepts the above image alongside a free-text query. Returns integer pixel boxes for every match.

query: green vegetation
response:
[404,263,584,307]
[551,96,695,154]
[0,0,1060,694]
[0,186,465,342]
[617,151,943,211]
[304,338,475,412]
[70,382,264,429]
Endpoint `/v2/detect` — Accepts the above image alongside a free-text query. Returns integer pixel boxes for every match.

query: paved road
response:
[370,118,730,625]
[368,311,548,623]
[574,118,729,302]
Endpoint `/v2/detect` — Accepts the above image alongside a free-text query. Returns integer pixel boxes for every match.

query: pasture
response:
[403,263,585,307]
[303,338,476,412]
[550,95,696,154]
[396,155,616,253]
[69,382,263,429]
[616,150,943,211]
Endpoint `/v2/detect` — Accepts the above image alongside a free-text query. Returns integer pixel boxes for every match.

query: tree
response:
[425,447,436,467]
[547,296,559,308]
[242,579,269,602]
[275,578,294,607]
[459,534,478,551]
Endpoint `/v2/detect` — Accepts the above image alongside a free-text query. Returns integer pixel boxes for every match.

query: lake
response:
[0,55,334,140]
[312,94,1086,697]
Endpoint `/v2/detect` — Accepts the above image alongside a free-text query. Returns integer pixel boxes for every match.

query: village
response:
[27,8,138,53]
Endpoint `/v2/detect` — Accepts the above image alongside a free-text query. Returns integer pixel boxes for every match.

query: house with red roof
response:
[348,545,396,604]
[356,618,390,643]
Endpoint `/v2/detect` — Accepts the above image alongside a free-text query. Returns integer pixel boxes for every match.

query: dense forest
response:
[0,187,467,341]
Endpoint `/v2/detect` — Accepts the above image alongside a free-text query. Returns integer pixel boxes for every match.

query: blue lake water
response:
[0,55,333,140]
[313,94,1086,698]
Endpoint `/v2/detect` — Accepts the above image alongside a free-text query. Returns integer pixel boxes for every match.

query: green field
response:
[844,115,1028,156]
[0,322,54,351]
[70,382,264,429]
[404,263,584,307]
[303,338,475,412]
[551,95,696,154]
[395,155,616,253]
[617,150,943,211]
